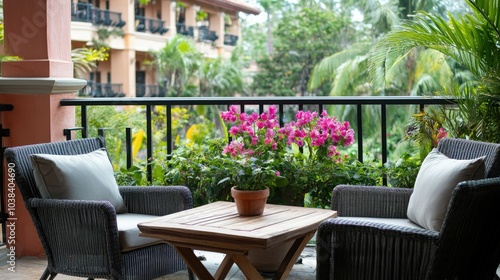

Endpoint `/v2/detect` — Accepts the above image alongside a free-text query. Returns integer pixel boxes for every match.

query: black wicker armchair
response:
[316,138,500,280]
[5,137,194,280]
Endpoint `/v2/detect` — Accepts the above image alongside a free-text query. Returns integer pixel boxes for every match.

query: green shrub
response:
[385,152,421,188]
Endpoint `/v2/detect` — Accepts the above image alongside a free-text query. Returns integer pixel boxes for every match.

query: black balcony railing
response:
[176,23,194,37]
[136,83,166,97]
[224,34,238,46]
[135,16,169,34]
[60,96,455,183]
[79,81,125,97]
[198,26,218,42]
[71,2,125,28]
[71,2,93,22]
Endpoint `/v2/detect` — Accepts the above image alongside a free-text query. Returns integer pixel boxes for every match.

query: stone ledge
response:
[0,78,87,94]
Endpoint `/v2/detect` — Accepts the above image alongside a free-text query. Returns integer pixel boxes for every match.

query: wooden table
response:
[138,201,337,280]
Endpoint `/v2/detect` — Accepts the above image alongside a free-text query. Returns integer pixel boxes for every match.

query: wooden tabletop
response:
[138,201,337,252]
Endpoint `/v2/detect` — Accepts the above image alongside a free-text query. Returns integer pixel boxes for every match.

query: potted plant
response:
[219,106,288,215]
[219,105,355,214]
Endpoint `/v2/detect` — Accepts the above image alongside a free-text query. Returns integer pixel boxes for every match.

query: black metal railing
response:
[224,34,238,46]
[71,2,125,28]
[60,96,455,183]
[176,23,194,37]
[198,26,218,42]
[71,2,94,22]
[135,16,168,34]
[136,83,166,97]
[79,81,125,97]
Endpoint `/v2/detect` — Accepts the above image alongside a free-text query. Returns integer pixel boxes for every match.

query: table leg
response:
[232,254,265,280]
[273,231,316,280]
[175,247,215,280]
[214,254,235,279]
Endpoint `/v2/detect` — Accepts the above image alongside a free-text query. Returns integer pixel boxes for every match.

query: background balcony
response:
[136,83,166,97]
[135,16,169,35]
[79,81,125,97]
[71,2,126,28]
[224,34,238,46]
[198,26,219,42]
[176,23,194,37]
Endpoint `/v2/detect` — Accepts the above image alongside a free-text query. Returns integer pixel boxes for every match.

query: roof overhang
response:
[190,0,261,15]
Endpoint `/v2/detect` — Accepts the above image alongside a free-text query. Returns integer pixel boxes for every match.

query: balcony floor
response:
[0,245,317,279]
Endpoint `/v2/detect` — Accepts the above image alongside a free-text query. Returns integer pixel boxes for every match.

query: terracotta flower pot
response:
[230,186,269,216]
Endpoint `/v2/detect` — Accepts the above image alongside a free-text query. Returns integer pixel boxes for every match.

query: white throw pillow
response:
[30,149,128,213]
[407,148,485,231]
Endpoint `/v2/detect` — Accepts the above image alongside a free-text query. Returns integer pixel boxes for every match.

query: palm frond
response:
[330,55,369,96]
[369,10,499,87]
[71,48,100,78]
[467,0,500,37]
[308,43,371,91]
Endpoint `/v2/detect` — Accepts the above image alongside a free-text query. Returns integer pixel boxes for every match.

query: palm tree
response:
[147,35,202,97]
[309,0,459,97]
[72,47,109,78]
[306,0,470,159]
[198,47,245,97]
[369,0,500,142]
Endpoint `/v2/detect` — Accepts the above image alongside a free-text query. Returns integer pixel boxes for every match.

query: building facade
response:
[70,0,260,97]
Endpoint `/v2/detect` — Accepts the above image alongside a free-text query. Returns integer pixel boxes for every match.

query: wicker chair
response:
[5,137,195,280]
[316,138,500,280]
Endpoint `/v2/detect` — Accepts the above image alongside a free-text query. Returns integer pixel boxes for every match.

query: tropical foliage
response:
[251,6,350,97]
[198,47,246,97]
[370,0,500,142]
[147,35,202,97]
[72,47,109,78]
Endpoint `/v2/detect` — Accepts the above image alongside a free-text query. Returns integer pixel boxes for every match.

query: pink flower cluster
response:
[436,127,448,140]
[278,110,355,158]
[221,105,280,157]
[221,105,355,160]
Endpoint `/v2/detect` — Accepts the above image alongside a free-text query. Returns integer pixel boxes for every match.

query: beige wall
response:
[111,49,136,97]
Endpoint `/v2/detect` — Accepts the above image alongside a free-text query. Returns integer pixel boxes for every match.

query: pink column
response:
[1,0,83,257]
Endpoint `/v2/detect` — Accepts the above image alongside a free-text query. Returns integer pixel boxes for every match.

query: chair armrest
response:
[28,198,122,275]
[332,185,413,218]
[119,186,193,216]
[316,218,438,280]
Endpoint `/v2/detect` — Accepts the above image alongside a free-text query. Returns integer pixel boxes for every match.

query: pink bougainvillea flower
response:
[437,127,448,140]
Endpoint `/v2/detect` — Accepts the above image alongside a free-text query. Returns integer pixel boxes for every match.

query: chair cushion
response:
[117,213,162,252]
[30,149,128,213]
[407,148,485,231]
[339,217,424,230]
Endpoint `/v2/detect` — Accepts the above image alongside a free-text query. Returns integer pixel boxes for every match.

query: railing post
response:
[356,104,363,163]
[63,127,84,140]
[166,105,172,156]
[381,104,387,185]
[126,127,133,169]
[97,128,108,138]
[146,105,153,184]
[81,105,88,138]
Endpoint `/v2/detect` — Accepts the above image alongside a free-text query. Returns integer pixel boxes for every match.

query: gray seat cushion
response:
[117,213,163,252]
[339,217,424,230]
